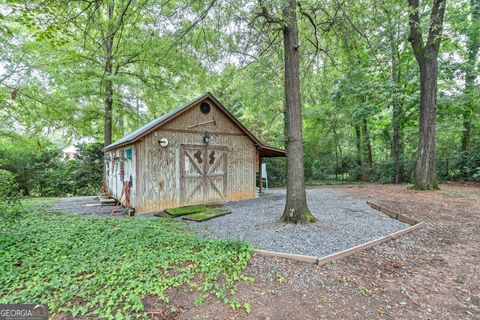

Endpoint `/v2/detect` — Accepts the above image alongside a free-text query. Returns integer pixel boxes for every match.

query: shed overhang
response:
[257,145,287,157]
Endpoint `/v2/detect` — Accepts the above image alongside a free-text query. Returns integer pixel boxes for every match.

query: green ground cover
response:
[0,200,252,319]
[182,210,232,222]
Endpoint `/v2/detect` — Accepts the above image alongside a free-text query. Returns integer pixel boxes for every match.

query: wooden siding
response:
[135,101,256,213]
[161,98,244,135]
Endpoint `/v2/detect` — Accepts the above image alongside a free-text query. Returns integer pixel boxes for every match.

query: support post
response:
[258,155,263,195]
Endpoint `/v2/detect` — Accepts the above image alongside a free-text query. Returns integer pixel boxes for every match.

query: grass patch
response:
[164,204,211,216]
[182,210,231,222]
[0,199,252,319]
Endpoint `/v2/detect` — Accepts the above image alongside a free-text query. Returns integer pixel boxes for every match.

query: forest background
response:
[1,0,479,197]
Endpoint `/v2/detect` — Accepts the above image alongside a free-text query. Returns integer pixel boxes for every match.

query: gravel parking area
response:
[49,189,409,257]
[187,188,409,257]
[48,196,114,217]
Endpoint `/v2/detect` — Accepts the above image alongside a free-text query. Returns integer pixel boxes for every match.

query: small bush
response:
[0,141,103,197]
[0,169,21,204]
[472,167,480,181]
[0,203,29,227]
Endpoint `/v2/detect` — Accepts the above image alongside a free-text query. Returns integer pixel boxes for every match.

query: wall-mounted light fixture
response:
[203,131,211,145]
[158,138,169,147]
[104,155,111,162]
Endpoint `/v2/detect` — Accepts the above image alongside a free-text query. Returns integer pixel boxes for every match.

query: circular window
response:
[200,102,211,114]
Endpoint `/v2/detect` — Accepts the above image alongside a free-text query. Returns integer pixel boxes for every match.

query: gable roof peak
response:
[103,92,286,157]
[104,92,253,150]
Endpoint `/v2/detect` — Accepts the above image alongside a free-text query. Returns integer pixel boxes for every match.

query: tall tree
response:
[280,0,315,223]
[390,37,403,182]
[407,0,447,189]
[382,2,406,183]
[461,0,480,152]
[103,1,116,147]
[255,0,314,223]
[80,0,137,147]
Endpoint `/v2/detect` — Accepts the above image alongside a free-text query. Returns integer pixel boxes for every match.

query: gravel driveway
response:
[186,188,409,257]
[47,196,114,217]
[49,188,409,257]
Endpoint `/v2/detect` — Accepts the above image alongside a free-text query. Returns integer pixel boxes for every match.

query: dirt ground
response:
[145,182,480,320]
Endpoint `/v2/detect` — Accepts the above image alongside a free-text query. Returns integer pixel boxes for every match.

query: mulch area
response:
[147,182,480,319]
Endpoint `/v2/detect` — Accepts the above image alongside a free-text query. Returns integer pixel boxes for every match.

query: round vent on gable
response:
[200,102,211,114]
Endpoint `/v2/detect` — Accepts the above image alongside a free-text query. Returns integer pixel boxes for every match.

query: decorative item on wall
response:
[125,148,133,160]
[194,150,203,163]
[209,150,216,164]
[119,159,125,182]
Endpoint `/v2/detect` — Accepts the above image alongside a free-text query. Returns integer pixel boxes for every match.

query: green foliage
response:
[0,201,253,319]
[437,149,480,181]
[1,0,479,193]
[70,142,104,195]
[0,203,29,228]
[0,169,20,203]
[0,139,103,197]
[264,158,287,187]
[0,169,24,224]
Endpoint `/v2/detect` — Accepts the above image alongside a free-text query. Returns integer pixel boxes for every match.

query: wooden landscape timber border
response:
[254,202,424,266]
[366,201,419,226]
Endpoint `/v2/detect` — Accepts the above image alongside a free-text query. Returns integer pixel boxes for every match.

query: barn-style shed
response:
[104,92,286,214]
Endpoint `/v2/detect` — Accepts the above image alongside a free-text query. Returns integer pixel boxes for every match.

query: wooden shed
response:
[103,92,286,214]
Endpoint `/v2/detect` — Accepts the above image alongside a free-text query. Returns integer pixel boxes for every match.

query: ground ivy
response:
[0,200,253,319]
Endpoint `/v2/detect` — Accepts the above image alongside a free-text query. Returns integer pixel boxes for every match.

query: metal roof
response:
[104,93,209,150]
[103,92,286,157]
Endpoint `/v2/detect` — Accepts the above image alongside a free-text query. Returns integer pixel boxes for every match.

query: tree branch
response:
[408,0,426,63]
[337,0,387,76]
[426,0,446,52]
[256,0,284,24]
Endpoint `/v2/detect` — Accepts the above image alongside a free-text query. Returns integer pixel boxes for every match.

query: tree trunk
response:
[104,2,114,147]
[280,0,314,224]
[283,101,288,149]
[333,119,339,180]
[461,0,480,152]
[408,0,446,190]
[102,1,115,194]
[461,99,473,153]
[332,119,342,157]
[355,124,362,166]
[363,117,373,168]
[104,76,113,147]
[415,59,438,189]
[391,50,402,183]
